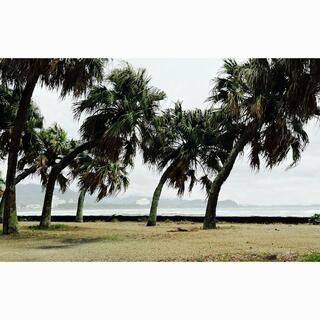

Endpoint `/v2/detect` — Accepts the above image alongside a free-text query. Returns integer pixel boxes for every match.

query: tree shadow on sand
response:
[36,237,105,250]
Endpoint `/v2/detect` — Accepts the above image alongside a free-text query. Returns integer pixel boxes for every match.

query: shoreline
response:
[17,215,311,224]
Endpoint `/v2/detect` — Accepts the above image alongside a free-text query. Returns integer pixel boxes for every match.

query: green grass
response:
[303,253,320,262]
[28,224,68,231]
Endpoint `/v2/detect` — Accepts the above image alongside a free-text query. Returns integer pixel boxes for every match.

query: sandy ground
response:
[0,221,319,261]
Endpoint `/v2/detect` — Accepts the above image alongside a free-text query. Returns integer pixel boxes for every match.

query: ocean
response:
[18,205,320,217]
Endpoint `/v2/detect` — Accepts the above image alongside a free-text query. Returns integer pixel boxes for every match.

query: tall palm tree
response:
[143,102,226,226]
[39,64,166,228]
[203,59,314,229]
[0,89,44,222]
[70,152,129,222]
[0,58,106,234]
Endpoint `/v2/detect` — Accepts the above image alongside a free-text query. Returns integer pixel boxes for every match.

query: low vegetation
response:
[28,223,68,231]
[309,214,320,225]
[303,253,320,262]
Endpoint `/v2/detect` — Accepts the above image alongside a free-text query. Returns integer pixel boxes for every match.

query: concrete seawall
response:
[18,215,311,224]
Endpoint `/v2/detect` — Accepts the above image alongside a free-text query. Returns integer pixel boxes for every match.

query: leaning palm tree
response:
[0,58,106,234]
[8,124,73,225]
[17,124,71,186]
[39,64,166,228]
[143,102,227,226]
[69,152,93,222]
[203,59,314,229]
[70,152,129,222]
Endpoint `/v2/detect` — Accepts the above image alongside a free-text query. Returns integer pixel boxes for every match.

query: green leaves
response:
[142,102,227,196]
[0,58,107,98]
[209,58,315,170]
[72,152,129,202]
[75,64,166,167]
[17,123,75,189]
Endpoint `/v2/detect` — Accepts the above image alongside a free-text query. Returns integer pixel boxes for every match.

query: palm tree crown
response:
[70,151,129,202]
[209,59,311,169]
[0,59,106,97]
[74,64,166,166]
[143,102,231,195]
[18,124,74,192]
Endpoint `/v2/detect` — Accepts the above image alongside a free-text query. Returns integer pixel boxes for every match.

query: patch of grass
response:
[303,253,320,262]
[100,234,123,241]
[29,224,68,231]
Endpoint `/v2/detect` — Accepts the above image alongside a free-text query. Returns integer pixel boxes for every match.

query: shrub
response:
[309,214,320,225]
[304,253,320,262]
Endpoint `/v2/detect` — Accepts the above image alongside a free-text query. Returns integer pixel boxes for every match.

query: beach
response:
[0,221,319,261]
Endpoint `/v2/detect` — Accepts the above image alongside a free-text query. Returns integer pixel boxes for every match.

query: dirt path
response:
[0,221,319,261]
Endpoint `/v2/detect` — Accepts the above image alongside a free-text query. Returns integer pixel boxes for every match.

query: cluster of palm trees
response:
[0,58,320,235]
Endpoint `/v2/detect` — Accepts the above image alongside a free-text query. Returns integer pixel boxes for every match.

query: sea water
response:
[18,205,320,217]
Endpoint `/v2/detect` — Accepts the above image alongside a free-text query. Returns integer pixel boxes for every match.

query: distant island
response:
[16,183,320,211]
[16,183,238,210]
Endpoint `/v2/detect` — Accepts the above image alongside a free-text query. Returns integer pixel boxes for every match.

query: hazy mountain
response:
[16,183,239,210]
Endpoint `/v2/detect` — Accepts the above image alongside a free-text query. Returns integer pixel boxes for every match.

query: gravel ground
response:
[0,221,319,261]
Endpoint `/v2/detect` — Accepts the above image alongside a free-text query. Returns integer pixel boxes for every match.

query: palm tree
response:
[0,90,44,222]
[0,58,106,234]
[70,152,129,222]
[28,124,74,228]
[203,59,314,229]
[69,152,93,222]
[143,102,225,226]
[39,64,166,228]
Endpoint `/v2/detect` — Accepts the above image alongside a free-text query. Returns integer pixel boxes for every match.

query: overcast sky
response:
[2,59,320,205]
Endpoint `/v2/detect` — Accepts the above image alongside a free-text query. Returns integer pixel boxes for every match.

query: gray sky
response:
[3,59,320,205]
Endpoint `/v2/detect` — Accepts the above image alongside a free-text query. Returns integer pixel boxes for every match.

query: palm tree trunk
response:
[3,75,40,234]
[39,172,56,229]
[0,166,37,224]
[0,194,5,223]
[146,163,175,226]
[203,181,221,229]
[203,133,251,229]
[76,188,87,223]
[39,140,96,228]
[15,165,37,184]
